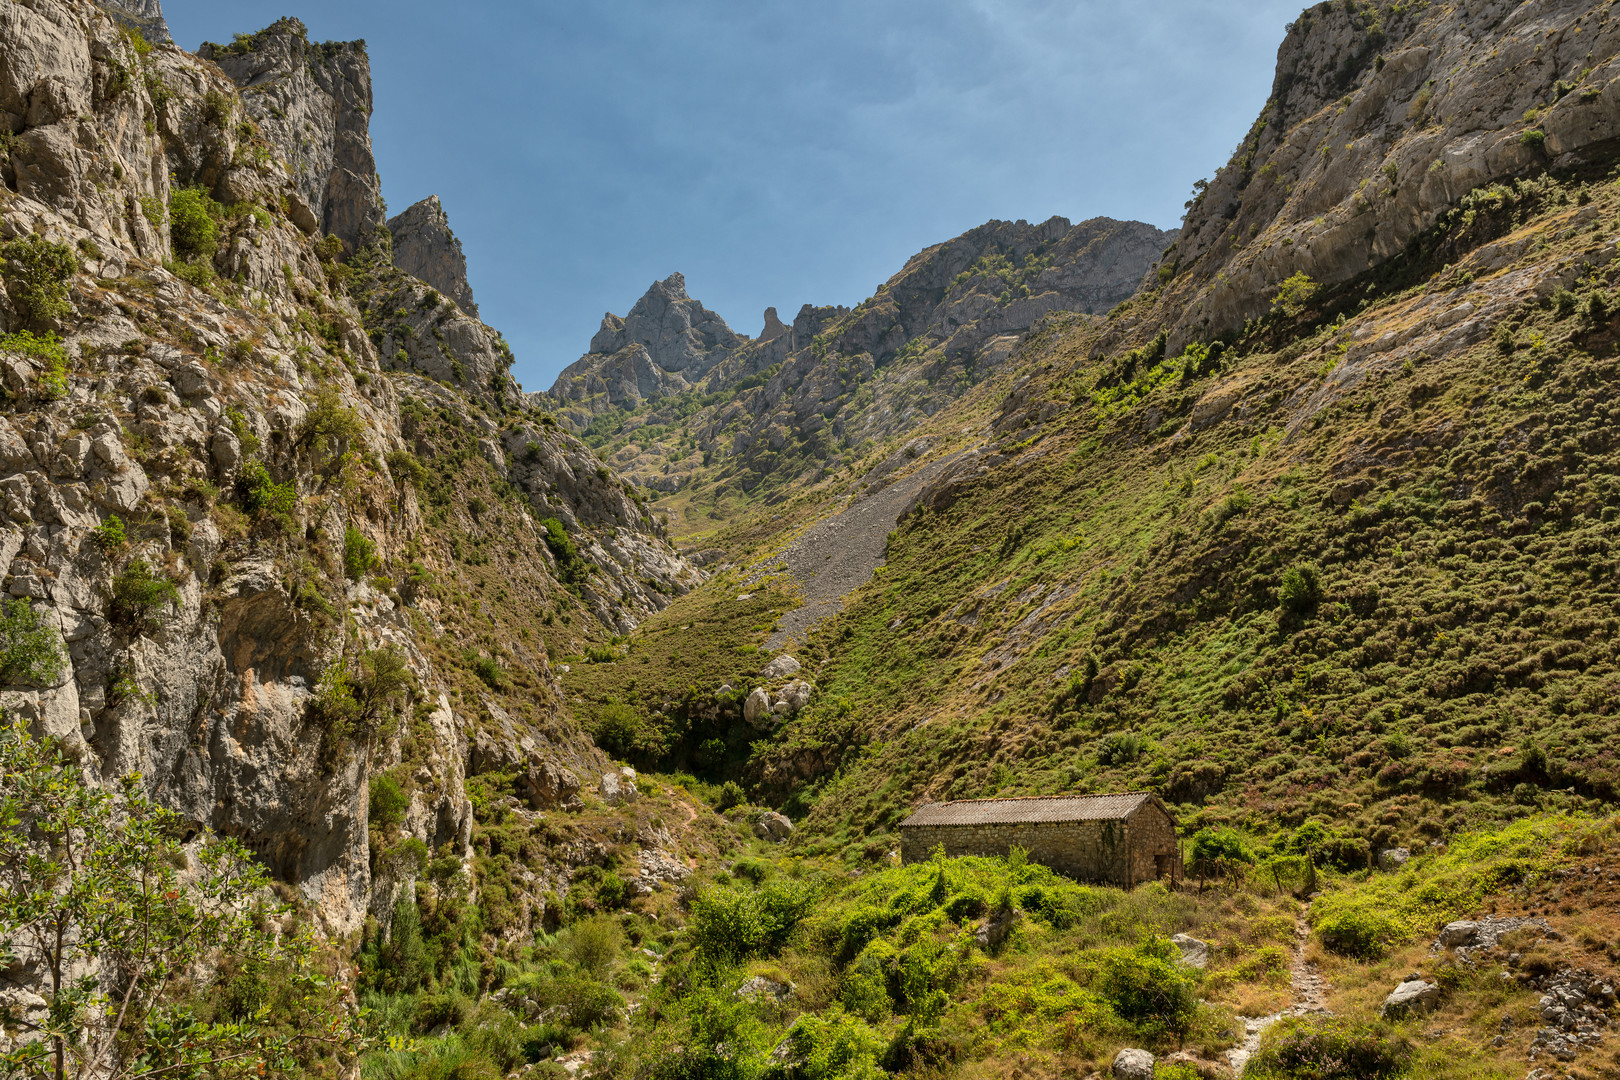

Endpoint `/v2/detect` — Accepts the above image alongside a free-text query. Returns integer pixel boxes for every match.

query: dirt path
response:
[1225,911,1332,1074]
[764,455,957,649]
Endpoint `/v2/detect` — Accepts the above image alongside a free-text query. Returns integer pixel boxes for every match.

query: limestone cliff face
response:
[387,195,479,318]
[1135,0,1620,350]
[200,20,386,249]
[548,216,1173,495]
[92,0,169,44]
[0,1,696,934]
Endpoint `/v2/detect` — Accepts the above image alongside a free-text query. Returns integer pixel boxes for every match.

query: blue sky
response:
[161,0,1303,392]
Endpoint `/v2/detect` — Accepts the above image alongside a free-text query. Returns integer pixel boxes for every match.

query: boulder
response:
[753,811,792,843]
[1378,847,1411,870]
[735,976,794,1004]
[761,655,801,681]
[743,687,772,727]
[600,767,639,806]
[1112,1048,1155,1080]
[778,679,812,713]
[974,907,1022,951]
[1172,933,1211,969]
[1380,979,1442,1018]
[1438,920,1479,948]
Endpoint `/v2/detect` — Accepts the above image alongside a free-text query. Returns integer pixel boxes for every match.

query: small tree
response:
[2,236,77,328]
[0,599,66,686]
[0,721,367,1080]
[1272,271,1319,319]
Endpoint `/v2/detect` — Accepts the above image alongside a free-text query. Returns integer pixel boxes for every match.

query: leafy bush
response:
[464,651,505,690]
[110,561,179,633]
[715,780,745,811]
[0,330,69,398]
[560,915,622,979]
[91,514,127,554]
[1095,937,1198,1038]
[540,517,589,586]
[1,236,77,326]
[533,976,623,1030]
[0,598,65,686]
[1316,906,1398,959]
[386,449,428,488]
[298,388,364,464]
[1278,564,1321,614]
[1096,731,1143,766]
[1190,827,1254,865]
[369,773,408,832]
[689,879,817,967]
[168,187,221,262]
[1245,1016,1411,1078]
[238,459,298,530]
[343,525,378,581]
[1272,271,1319,318]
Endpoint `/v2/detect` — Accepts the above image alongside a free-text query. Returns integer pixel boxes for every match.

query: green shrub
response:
[533,976,623,1031]
[2,236,77,327]
[689,879,816,967]
[110,561,179,633]
[1245,1016,1411,1078]
[464,650,505,690]
[298,388,364,465]
[1190,827,1254,865]
[0,598,66,686]
[1521,128,1546,149]
[342,525,378,581]
[560,915,622,979]
[1316,905,1399,959]
[1097,731,1143,766]
[0,331,70,398]
[385,449,427,488]
[368,773,408,832]
[1095,937,1198,1038]
[1278,564,1322,614]
[238,459,298,531]
[1272,271,1319,318]
[715,780,745,811]
[168,187,221,262]
[90,514,127,554]
[540,517,589,586]
[166,257,215,291]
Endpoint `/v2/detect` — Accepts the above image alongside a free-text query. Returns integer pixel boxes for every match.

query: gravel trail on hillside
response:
[765,456,958,649]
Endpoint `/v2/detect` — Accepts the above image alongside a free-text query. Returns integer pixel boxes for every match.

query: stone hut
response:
[898,793,1182,888]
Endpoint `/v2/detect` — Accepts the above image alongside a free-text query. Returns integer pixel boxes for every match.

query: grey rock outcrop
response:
[974,907,1022,950]
[388,195,479,318]
[1109,0,1620,355]
[201,19,386,248]
[753,810,792,842]
[760,654,800,681]
[743,686,772,728]
[1381,979,1442,1018]
[1172,933,1211,969]
[94,0,170,43]
[1111,1048,1155,1080]
[550,273,744,416]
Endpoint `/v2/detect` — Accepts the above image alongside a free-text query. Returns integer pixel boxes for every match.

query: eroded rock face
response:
[1122,0,1620,352]
[388,195,479,318]
[0,0,697,937]
[201,19,386,248]
[93,0,169,43]
[546,216,1173,494]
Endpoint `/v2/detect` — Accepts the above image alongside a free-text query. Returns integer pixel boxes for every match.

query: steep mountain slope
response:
[0,0,701,939]
[547,216,1173,522]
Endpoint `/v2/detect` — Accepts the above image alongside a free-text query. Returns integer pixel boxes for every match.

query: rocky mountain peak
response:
[387,195,479,318]
[758,306,790,343]
[94,0,170,43]
[201,20,386,248]
[586,272,743,375]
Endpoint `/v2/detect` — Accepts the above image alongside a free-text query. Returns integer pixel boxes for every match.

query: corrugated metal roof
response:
[899,793,1157,827]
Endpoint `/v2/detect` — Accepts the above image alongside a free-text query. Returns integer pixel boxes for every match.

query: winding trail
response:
[1225,911,1332,1074]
